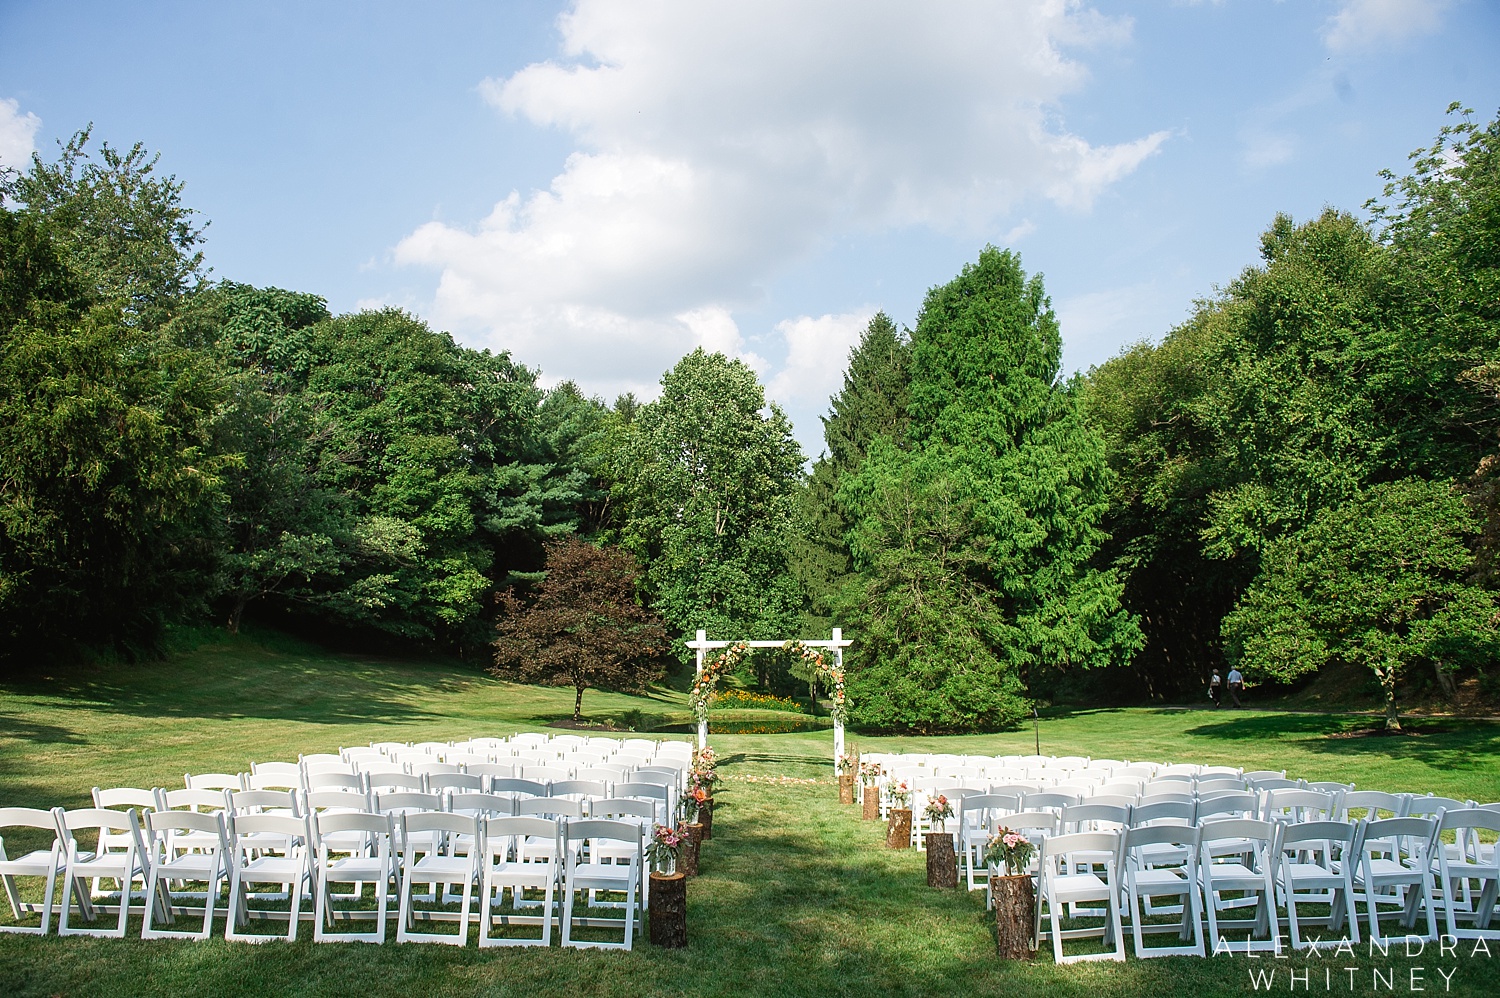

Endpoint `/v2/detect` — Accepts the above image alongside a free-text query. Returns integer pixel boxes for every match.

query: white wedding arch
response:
[685,628,852,766]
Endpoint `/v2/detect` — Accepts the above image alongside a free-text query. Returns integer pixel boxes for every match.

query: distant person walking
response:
[1226,667,1244,708]
[1208,669,1223,708]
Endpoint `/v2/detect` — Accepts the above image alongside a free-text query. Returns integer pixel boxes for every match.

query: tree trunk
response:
[1377,666,1402,732]
[574,684,584,723]
[863,791,880,821]
[838,773,855,805]
[226,595,248,635]
[926,832,957,888]
[698,798,713,839]
[1434,660,1458,700]
[680,823,702,876]
[648,872,687,948]
[991,875,1036,960]
[886,808,911,849]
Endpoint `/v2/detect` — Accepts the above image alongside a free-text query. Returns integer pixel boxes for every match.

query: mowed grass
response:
[1,631,1497,997]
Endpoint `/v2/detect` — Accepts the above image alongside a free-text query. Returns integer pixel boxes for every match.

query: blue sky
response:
[2,0,1497,459]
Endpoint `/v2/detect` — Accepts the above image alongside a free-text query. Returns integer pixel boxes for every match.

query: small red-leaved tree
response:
[492,535,667,722]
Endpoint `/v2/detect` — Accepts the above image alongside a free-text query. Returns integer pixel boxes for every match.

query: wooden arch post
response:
[686,629,853,767]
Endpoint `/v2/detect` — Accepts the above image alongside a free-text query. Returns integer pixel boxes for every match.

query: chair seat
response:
[153,855,223,879]
[240,857,306,880]
[1133,869,1191,891]
[1050,872,1109,901]
[0,851,56,876]
[407,855,475,881]
[323,857,389,880]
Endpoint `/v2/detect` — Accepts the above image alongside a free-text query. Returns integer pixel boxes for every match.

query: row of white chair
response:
[1017,807,1500,964]
[0,802,658,947]
[198,763,687,797]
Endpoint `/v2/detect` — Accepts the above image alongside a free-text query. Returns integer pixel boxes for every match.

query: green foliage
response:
[842,248,1140,732]
[2,126,206,330]
[619,349,805,657]
[1223,479,1498,729]
[789,313,911,628]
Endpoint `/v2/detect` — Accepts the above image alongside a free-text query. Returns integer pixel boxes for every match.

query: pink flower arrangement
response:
[984,826,1037,876]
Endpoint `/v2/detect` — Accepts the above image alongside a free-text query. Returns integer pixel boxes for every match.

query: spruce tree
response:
[840,248,1140,732]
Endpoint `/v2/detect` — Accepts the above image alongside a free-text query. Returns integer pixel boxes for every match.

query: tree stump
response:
[925,832,958,887]
[698,798,714,840]
[649,872,687,949]
[862,791,880,821]
[886,808,912,849]
[990,874,1035,960]
[680,823,703,877]
[838,773,856,804]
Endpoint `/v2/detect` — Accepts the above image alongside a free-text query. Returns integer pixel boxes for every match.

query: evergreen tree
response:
[841,248,1140,731]
[788,313,911,627]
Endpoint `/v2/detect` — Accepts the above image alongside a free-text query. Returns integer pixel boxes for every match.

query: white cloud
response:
[1056,281,1184,373]
[395,0,1168,403]
[1241,129,1296,170]
[1001,220,1038,245]
[767,310,875,410]
[1322,0,1451,53]
[0,98,41,170]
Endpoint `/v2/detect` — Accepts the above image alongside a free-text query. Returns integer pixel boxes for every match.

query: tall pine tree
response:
[840,248,1141,732]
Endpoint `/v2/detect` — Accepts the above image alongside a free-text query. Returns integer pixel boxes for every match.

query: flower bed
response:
[709,689,807,713]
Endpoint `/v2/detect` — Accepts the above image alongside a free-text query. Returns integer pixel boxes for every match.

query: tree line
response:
[3,108,1497,731]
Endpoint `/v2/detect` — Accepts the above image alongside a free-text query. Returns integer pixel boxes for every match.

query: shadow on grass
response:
[1183,712,1500,769]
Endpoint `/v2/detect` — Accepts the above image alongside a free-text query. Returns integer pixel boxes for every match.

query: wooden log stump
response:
[886,808,912,849]
[648,872,687,949]
[925,832,958,887]
[838,773,856,805]
[680,823,703,877]
[698,798,714,840]
[862,791,880,821]
[990,874,1035,960]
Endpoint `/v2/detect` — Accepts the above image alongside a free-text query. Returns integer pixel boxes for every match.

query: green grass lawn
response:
[2,631,1497,996]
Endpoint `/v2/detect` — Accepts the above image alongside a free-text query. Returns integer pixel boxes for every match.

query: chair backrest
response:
[92,787,161,812]
[251,761,301,779]
[1407,796,1469,819]
[1083,794,1136,811]
[1194,777,1246,794]
[448,792,518,818]
[1131,799,1194,826]
[243,772,300,792]
[229,789,299,815]
[400,810,479,842]
[588,798,655,821]
[316,810,393,841]
[228,811,310,849]
[1040,831,1120,869]
[365,772,425,794]
[1263,788,1337,822]
[631,769,679,788]
[303,789,373,813]
[1439,808,1500,837]
[564,818,642,850]
[484,815,558,849]
[300,753,345,767]
[146,808,227,843]
[305,771,366,793]
[303,761,358,779]
[1194,792,1258,820]
[185,773,242,792]
[1360,816,1437,861]
[517,796,585,819]
[988,783,1039,798]
[491,778,549,798]
[409,761,462,778]
[160,788,227,812]
[1246,777,1301,792]
[615,782,670,802]
[1199,817,1275,853]
[576,766,631,784]
[1277,819,1357,849]
[425,773,484,793]
[375,791,442,814]
[1342,790,1408,820]
[1305,781,1354,794]
[466,763,522,782]
[1242,770,1286,782]
[0,806,63,835]
[1122,822,1199,854]
[1061,803,1131,831]
[999,811,1060,836]
[1022,792,1079,812]
[551,780,609,800]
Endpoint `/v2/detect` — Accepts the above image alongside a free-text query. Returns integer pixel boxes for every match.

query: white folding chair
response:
[959,794,1016,892]
[0,807,64,935]
[312,811,395,943]
[1198,818,1281,954]
[225,812,314,943]
[57,807,155,938]
[1275,820,1361,949]
[1435,809,1500,940]
[561,818,644,951]
[1120,824,1203,958]
[141,810,230,940]
[480,815,561,947]
[1033,830,1125,964]
[186,773,242,792]
[1354,816,1439,943]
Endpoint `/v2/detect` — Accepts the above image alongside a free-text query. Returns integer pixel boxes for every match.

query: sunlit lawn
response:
[1,631,1495,996]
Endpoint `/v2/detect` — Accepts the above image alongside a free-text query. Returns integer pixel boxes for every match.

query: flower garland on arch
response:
[691,641,749,725]
[781,639,847,724]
